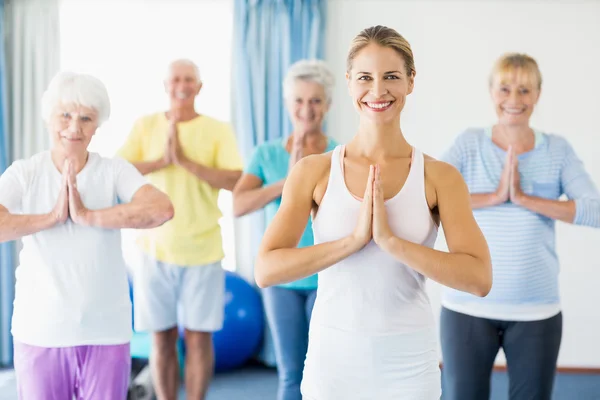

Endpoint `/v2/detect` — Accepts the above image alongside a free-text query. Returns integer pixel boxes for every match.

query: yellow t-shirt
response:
[117,113,243,266]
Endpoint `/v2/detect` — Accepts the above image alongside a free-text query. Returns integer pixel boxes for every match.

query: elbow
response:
[157,199,175,225]
[471,261,493,297]
[232,191,252,218]
[225,171,243,192]
[472,280,492,298]
[572,199,600,228]
[232,198,247,218]
[164,202,175,222]
[255,275,269,289]
[233,209,246,218]
[254,256,274,289]
[254,268,271,289]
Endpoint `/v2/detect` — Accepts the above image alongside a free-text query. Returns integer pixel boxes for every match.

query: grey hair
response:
[283,59,335,104]
[41,71,111,125]
[165,59,202,83]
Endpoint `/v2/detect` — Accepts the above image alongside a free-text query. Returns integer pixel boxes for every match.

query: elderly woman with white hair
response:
[0,71,174,400]
[233,59,337,400]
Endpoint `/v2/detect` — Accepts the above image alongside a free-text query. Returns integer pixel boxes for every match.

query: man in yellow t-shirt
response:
[118,59,242,400]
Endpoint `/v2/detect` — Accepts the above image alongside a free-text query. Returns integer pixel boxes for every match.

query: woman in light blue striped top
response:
[440,53,600,400]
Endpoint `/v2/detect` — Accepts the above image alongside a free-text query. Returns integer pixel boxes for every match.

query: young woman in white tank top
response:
[255,26,492,400]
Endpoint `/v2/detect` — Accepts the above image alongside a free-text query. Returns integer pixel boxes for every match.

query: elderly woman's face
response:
[286,80,329,134]
[49,104,98,153]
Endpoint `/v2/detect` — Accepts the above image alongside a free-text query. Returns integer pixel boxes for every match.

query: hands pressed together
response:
[349,147,527,251]
[495,146,524,205]
[51,159,91,226]
[351,165,395,251]
[162,117,188,167]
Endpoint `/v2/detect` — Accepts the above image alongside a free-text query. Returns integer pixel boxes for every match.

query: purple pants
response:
[13,341,131,400]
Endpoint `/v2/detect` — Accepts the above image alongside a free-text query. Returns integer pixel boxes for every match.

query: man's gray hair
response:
[283,59,335,104]
[41,71,111,125]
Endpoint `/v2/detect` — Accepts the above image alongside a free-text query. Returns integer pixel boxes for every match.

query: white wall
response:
[325,0,600,368]
[59,0,238,272]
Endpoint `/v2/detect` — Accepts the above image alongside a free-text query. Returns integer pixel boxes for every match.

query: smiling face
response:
[346,43,414,125]
[164,62,202,107]
[286,79,329,134]
[490,69,540,127]
[49,103,99,155]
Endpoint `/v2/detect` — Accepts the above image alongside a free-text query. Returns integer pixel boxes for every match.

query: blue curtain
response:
[233,0,326,159]
[232,0,326,366]
[232,0,327,257]
[0,1,15,366]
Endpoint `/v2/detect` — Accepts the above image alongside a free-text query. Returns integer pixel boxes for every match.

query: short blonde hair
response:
[489,53,542,90]
[41,71,111,125]
[346,25,415,77]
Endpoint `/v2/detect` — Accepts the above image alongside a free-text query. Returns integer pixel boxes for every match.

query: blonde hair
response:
[346,25,415,77]
[489,53,542,90]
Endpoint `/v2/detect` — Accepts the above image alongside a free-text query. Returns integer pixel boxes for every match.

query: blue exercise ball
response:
[180,270,264,372]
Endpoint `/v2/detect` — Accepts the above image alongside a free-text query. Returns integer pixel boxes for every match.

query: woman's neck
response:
[349,118,411,162]
[492,123,535,153]
[51,149,89,174]
[287,130,327,151]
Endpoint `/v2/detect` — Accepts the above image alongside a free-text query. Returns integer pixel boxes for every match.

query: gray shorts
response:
[130,251,224,333]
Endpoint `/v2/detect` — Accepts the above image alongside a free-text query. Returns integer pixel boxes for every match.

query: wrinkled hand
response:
[372,165,393,247]
[351,165,375,249]
[51,160,70,225]
[509,150,524,204]
[495,146,513,204]
[66,160,90,225]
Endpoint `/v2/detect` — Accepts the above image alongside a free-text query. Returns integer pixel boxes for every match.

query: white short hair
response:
[165,59,201,83]
[41,71,111,125]
[283,59,335,104]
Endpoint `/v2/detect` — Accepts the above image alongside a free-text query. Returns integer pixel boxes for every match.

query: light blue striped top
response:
[441,127,600,321]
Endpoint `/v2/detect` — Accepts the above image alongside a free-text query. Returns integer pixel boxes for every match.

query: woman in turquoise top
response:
[233,59,337,400]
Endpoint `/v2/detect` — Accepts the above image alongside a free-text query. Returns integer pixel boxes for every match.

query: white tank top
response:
[311,145,439,335]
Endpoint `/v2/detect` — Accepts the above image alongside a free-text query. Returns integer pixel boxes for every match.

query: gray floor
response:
[0,366,598,399]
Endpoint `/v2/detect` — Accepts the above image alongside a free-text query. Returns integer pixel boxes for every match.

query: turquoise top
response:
[246,137,338,290]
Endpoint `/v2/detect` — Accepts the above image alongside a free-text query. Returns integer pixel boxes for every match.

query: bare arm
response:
[255,155,363,288]
[0,163,69,242]
[232,173,285,217]
[179,159,241,191]
[131,159,169,175]
[471,193,503,209]
[379,163,492,297]
[0,205,58,243]
[83,185,174,229]
[513,195,576,223]
[442,135,511,210]
[511,141,600,226]
[234,136,308,217]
